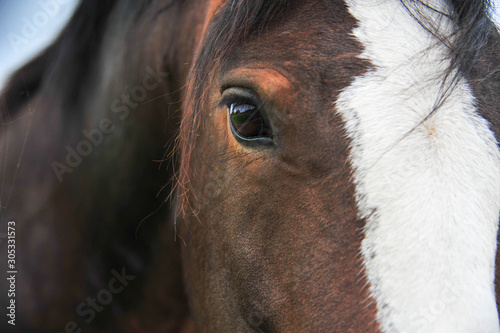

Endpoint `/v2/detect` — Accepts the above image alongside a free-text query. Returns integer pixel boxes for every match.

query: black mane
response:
[404,0,498,79]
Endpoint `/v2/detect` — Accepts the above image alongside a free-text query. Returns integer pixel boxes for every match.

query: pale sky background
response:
[0,0,79,89]
[491,0,500,31]
[0,0,499,90]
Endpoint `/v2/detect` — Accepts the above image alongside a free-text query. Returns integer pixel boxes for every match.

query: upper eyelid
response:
[220,84,257,94]
[218,88,264,109]
[219,95,254,107]
[220,86,260,100]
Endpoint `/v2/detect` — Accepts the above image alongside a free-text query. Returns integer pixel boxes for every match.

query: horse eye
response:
[228,102,272,143]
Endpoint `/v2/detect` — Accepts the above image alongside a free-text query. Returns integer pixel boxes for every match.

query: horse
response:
[1,0,500,332]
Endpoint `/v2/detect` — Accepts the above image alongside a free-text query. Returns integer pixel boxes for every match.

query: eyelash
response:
[218,94,258,110]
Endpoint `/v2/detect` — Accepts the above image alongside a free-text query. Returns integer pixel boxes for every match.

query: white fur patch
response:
[337,1,500,332]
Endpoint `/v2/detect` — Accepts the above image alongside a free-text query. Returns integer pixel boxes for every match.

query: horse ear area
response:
[0,47,53,115]
[1,1,118,115]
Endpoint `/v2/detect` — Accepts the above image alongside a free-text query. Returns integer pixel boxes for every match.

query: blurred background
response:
[0,0,79,89]
[0,0,499,89]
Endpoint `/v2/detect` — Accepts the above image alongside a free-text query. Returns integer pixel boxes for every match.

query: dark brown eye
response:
[229,103,272,142]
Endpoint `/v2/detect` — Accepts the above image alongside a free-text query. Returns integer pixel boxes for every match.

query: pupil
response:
[232,113,251,125]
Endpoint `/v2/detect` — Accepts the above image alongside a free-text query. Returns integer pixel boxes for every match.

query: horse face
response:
[178,1,378,331]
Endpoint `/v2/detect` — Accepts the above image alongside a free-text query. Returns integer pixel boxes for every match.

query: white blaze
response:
[337,1,500,332]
